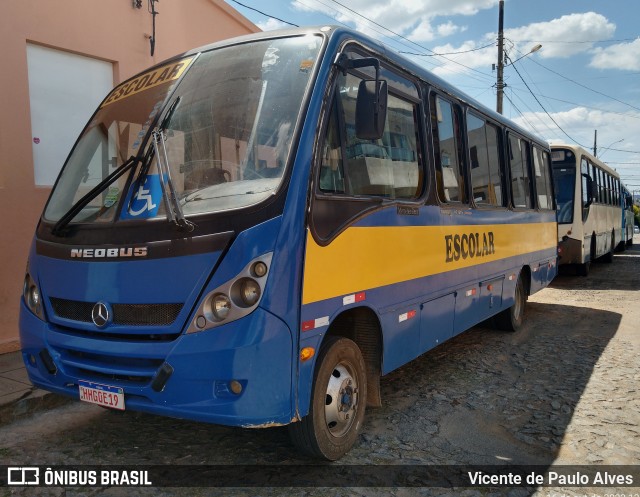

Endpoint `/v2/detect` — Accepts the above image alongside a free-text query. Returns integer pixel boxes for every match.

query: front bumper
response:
[19,301,294,427]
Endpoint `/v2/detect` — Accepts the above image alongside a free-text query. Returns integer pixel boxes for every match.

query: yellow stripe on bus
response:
[302,223,557,305]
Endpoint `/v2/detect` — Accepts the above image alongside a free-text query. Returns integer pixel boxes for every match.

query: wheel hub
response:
[324,363,359,437]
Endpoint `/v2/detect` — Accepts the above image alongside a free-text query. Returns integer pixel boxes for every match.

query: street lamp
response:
[506,44,542,65]
[597,138,624,159]
[496,43,542,114]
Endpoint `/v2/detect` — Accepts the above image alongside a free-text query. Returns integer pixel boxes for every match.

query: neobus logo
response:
[70,247,148,259]
[445,231,495,263]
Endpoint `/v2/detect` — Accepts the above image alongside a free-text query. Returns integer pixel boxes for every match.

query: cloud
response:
[590,38,640,71]
[256,18,290,32]
[427,41,496,77]
[422,12,617,79]
[291,0,494,42]
[437,22,467,38]
[512,107,640,154]
[505,12,616,59]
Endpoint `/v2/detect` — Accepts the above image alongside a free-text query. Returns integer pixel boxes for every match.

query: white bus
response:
[621,184,635,249]
[552,144,623,275]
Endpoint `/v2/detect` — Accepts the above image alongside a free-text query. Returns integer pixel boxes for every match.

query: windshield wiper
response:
[51,155,140,236]
[152,128,195,232]
[147,96,195,232]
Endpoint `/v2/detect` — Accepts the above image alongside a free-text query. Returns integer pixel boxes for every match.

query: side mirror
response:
[334,53,388,140]
[356,79,388,140]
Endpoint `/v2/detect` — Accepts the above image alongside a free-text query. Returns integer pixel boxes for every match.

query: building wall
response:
[0,0,258,352]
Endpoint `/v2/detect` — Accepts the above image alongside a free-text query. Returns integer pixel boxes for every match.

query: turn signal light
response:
[300,347,315,362]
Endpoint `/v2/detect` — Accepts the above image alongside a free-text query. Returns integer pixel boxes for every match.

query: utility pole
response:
[496,0,505,114]
[593,130,597,157]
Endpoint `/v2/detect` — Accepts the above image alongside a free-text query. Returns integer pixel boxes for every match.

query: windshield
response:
[44,35,323,225]
[552,149,577,225]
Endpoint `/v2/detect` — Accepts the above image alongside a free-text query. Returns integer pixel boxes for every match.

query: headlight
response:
[252,261,268,278]
[240,278,261,306]
[23,272,44,320]
[28,285,40,309]
[211,294,232,321]
[188,252,272,333]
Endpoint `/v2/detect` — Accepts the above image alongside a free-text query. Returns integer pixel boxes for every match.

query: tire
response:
[493,273,526,332]
[289,336,367,461]
[602,233,614,263]
[577,261,590,276]
[579,235,596,276]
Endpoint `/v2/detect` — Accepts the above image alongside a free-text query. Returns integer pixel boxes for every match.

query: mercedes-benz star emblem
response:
[91,302,110,328]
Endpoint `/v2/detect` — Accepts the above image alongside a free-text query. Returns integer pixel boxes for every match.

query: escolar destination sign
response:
[101,56,194,108]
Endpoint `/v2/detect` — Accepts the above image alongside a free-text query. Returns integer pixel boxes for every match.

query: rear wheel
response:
[577,261,590,276]
[602,232,615,263]
[289,336,367,461]
[579,235,596,276]
[494,273,526,332]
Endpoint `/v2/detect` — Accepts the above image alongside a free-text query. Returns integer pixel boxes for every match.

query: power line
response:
[232,0,497,84]
[399,42,495,57]
[510,38,637,45]
[325,0,496,81]
[504,92,544,135]
[228,0,298,27]
[506,87,640,121]
[294,0,444,72]
[507,54,587,147]
[229,0,640,152]
[521,49,640,113]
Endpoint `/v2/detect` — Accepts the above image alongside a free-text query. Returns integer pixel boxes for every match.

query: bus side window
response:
[589,162,598,204]
[596,166,604,203]
[508,134,532,208]
[431,95,464,203]
[581,158,590,220]
[467,112,503,207]
[533,146,553,209]
[608,175,613,205]
[320,69,421,200]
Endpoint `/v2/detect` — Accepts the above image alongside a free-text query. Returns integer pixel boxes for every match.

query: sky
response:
[224,0,640,193]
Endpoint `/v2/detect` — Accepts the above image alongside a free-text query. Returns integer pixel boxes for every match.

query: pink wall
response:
[0,0,258,352]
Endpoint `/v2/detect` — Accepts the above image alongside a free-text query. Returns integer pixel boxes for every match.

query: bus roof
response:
[551,143,620,178]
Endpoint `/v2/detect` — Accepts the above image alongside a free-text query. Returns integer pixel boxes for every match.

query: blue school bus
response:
[20,26,557,460]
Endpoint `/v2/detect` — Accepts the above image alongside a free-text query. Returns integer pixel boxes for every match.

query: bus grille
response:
[56,347,165,385]
[50,298,183,326]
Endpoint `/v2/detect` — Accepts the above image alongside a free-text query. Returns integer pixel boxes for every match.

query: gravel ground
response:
[1,239,639,497]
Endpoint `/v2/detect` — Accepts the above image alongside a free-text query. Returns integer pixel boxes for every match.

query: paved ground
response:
[1,237,638,496]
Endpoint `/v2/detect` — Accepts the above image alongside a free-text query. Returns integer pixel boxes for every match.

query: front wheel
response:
[289,336,367,461]
[493,273,526,332]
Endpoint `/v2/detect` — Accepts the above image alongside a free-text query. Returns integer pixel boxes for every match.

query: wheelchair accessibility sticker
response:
[120,175,162,219]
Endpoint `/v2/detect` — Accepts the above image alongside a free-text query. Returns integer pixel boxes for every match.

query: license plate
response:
[78,380,125,410]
